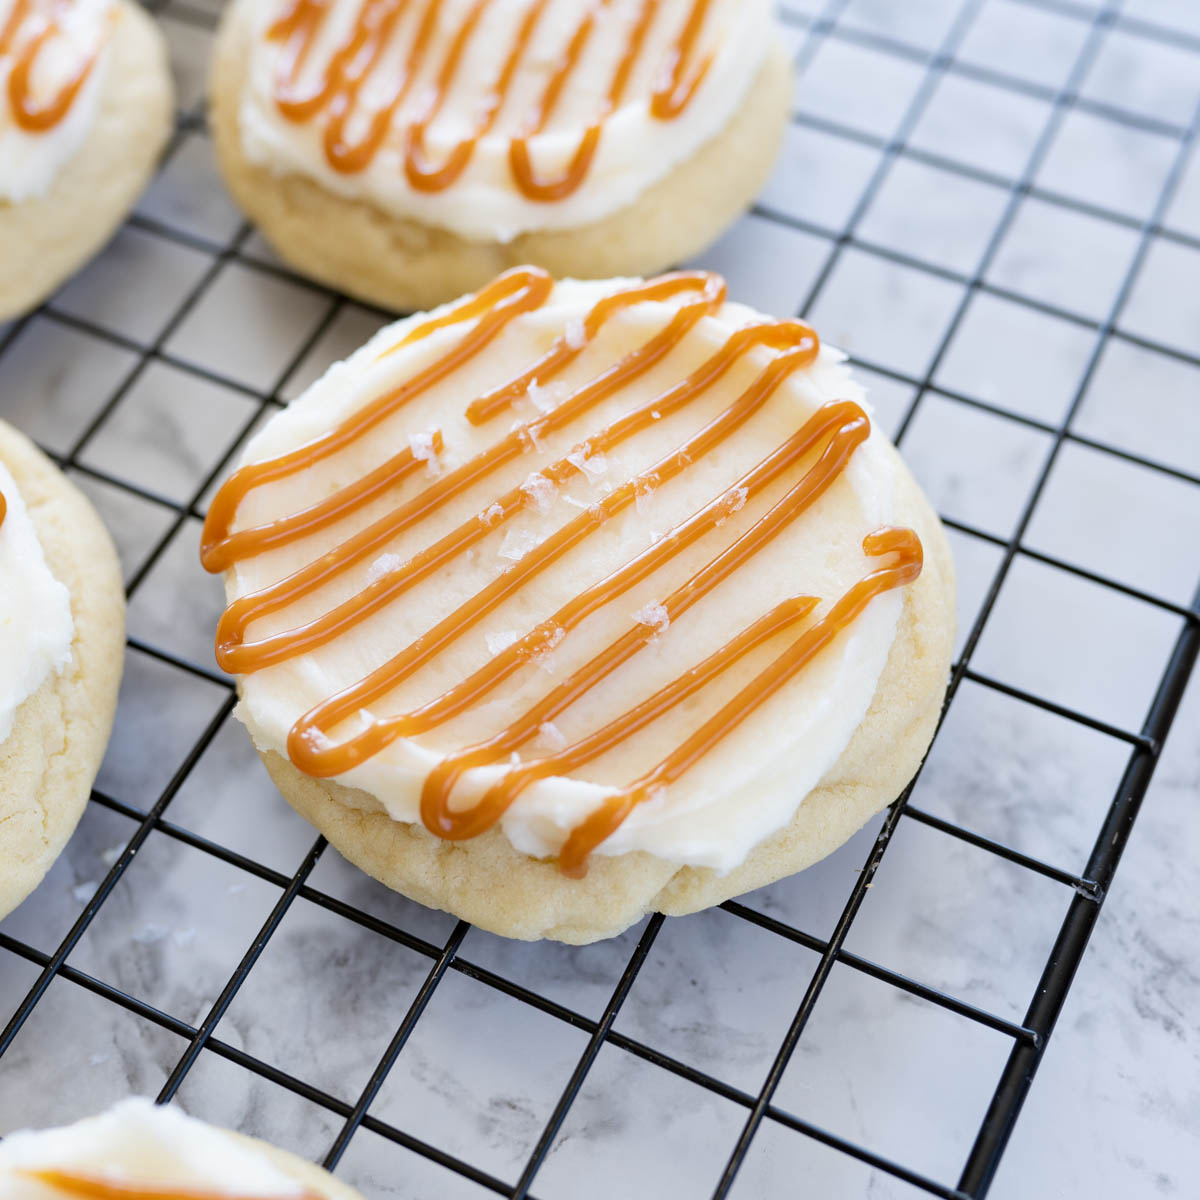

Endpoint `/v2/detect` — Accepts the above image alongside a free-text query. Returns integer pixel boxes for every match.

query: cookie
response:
[209,0,792,311]
[0,421,125,921]
[0,1098,364,1200]
[0,0,174,320]
[202,268,955,943]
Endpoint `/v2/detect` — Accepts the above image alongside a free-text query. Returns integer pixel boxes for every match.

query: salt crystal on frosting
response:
[536,622,565,653]
[409,430,441,474]
[567,447,607,481]
[715,485,749,526]
[367,552,403,583]
[486,629,519,655]
[532,621,565,673]
[527,378,566,414]
[499,526,538,561]
[564,318,587,350]
[480,502,505,527]
[513,421,545,453]
[634,602,670,640]
[535,721,568,753]
[521,471,557,513]
[634,481,655,516]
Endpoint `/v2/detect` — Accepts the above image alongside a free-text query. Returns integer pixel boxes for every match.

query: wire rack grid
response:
[0,0,1198,1196]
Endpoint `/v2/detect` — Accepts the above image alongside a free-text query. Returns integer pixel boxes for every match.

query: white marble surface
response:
[1,0,1199,1197]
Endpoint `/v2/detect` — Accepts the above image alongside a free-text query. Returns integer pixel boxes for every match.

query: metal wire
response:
[0,0,1197,1196]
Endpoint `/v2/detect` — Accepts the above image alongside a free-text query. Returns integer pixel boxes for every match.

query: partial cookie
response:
[203,268,955,943]
[0,0,174,320]
[209,0,792,311]
[0,421,125,921]
[0,1098,365,1200]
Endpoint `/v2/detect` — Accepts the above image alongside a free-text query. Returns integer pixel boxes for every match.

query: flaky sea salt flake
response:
[567,447,607,482]
[408,430,441,474]
[715,485,749,526]
[564,318,587,350]
[521,471,557,514]
[526,377,567,414]
[634,480,656,517]
[367,552,403,583]
[512,420,546,453]
[499,526,538,562]
[536,721,567,753]
[634,602,670,640]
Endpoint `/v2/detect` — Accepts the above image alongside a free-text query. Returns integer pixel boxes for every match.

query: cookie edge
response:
[0,0,175,321]
[0,421,126,921]
[209,0,793,310]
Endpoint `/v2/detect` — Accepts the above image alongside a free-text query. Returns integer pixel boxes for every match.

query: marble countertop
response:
[1,0,1199,1196]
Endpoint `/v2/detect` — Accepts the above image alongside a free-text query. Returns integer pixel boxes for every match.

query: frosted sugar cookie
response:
[202,267,955,943]
[0,421,124,920]
[0,1098,364,1200]
[0,0,174,320]
[210,0,792,310]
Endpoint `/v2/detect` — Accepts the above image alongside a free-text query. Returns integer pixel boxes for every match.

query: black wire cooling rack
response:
[1,0,1198,1196]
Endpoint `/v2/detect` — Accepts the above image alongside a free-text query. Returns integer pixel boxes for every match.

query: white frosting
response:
[0,1099,310,1198]
[238,0,773,241]
[224,278,906,872]
[0,0,114,204]
[0,460,74,744]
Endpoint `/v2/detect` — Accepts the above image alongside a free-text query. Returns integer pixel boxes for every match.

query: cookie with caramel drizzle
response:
[202,267,955,942]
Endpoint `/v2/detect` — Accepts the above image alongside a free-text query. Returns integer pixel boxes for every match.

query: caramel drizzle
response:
[0,489,7,529]
[17,1169,321,1200]
[1,0,106,132]
[522,528,920,875]
[264,0,715,197]
[202,268,923,872]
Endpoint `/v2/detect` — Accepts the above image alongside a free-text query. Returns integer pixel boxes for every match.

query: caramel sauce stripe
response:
[201,266,555,572]
[2,0,107,132]
[217,313,813,679]
[265,0,718,197]
[17,1168,321,1200]
[203,267,926,874]
[289,391,860,780]
[555,527,923,874]
[201,269,722,574]
[416,400,872,840]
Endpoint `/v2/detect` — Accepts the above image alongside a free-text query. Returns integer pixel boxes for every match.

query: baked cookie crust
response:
[224,1129,365,1200]
[0,0,174,321]
[247,445,955,944]
[209,0,793,312]
[0,422,125,921]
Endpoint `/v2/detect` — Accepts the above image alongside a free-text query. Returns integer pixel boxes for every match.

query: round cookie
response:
[204,270,955,943]
[0,1099,365,1200]
[209,0,792,312]
[0,421,125,921]
[0,0,175,321]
